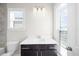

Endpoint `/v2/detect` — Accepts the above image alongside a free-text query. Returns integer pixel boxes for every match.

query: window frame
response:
[59,4,68,48]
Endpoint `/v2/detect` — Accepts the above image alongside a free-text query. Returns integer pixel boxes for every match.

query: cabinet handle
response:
[37,51,38,56]
[21,48,30,49]
[41,51,42,56]
[49,47,54,49]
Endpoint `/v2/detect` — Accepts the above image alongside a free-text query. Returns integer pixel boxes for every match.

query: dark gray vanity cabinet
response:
[21,44,58,56]
[21,49,38,56]
[21,45,38,56]
[42,49,57,56]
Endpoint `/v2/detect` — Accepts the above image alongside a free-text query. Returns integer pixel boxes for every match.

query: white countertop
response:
[20,38,58,45]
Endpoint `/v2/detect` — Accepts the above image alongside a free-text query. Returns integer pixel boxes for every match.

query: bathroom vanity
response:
[20,38,58,56]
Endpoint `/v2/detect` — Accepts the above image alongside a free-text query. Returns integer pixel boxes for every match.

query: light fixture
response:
[33,7,46,16]
[33,7,46,11]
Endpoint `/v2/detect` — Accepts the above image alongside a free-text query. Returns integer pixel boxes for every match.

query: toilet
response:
[1,41,19,56]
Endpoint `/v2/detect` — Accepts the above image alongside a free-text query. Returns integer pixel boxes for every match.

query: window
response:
[8,8,24,30]
[59,4,68,48]
[60,6,68,31]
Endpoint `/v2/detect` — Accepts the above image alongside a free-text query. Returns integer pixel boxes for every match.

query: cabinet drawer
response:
[21,44,57,50]
[42,50,57,56]
[39,44,57,49]
[21,45,38,49]
[21,50,38,56]
[47,44,57,50]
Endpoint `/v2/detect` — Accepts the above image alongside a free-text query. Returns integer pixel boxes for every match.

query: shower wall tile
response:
[0,4,7,48]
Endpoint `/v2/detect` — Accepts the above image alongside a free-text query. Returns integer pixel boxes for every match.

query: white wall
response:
[53,4,60,43]
[7,3,54,42]
[73,3,79,56]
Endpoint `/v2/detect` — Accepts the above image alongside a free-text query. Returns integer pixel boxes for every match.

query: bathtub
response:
[0,48,5,55]
[1,41,19,56]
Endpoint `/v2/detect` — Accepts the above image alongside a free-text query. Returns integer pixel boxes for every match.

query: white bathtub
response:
[0,48,5,55]
[2,41,19,56]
